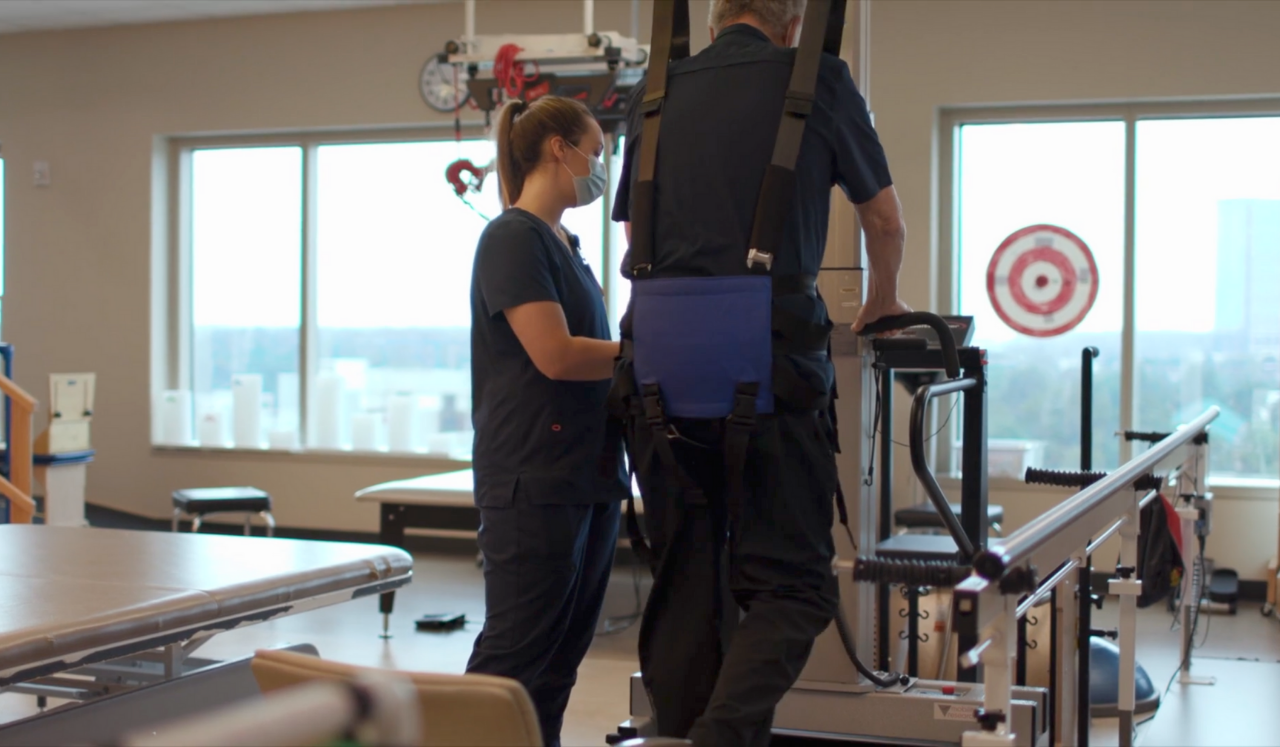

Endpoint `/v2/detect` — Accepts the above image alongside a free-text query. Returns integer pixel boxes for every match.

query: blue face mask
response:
[564,143,607,207]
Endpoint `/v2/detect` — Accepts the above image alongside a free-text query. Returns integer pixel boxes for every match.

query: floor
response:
[3,552,1279,746]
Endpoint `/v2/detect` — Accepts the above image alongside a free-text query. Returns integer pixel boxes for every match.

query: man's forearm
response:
[864,225,905,300]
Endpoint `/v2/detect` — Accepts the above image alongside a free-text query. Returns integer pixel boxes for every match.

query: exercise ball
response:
[1089,637,1160,717]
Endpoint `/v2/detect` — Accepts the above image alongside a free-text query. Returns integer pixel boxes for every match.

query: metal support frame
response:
[953,407,1218,747]
[873,346,988,679]
[1176,438,1216,687]
[0,645,320,747]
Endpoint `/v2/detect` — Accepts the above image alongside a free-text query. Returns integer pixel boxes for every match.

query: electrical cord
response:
[834,592,903,689]
[460,194,492,222]
[598,550,644,636]
[872,367,959,450]
[1161,542,1209,700]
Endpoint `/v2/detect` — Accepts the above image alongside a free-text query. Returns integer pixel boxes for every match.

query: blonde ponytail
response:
[493,96,594,210]
[495,99,527,210]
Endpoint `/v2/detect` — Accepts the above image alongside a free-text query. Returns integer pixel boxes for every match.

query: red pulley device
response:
[445,159,488,197]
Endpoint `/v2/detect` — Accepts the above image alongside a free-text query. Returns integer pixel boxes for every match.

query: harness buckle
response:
[746,249,774,272]
[641,388,669,432]
[639,93,665,116]
[727,385,760,430]
[783,89,815,117]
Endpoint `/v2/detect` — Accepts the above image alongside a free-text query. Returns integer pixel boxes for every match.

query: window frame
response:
[938,97,1280,489]
[160,124,626,462]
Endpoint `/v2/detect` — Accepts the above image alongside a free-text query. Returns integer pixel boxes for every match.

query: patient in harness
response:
[609,0,910,744]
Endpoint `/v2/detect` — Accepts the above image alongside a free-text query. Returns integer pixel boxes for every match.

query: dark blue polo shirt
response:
[470,208,628,506]
[612,23,893,396]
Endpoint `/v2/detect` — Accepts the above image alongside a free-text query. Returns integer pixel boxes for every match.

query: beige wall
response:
[1,0,1277,572]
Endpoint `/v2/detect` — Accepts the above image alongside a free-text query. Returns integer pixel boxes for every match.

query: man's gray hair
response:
[708,0,806,39]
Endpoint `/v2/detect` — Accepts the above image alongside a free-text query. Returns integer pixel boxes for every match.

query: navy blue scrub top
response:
[470,208,628,507]
[612,23,894,397]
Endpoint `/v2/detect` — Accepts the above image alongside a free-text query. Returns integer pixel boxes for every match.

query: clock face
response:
[420,57,470,112]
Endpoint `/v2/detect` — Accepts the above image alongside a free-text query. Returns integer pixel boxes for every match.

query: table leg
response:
[379,503,407,637]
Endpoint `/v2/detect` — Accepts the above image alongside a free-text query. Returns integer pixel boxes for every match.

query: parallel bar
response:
[1016,560,1079,619]
[976,407,1219,581]
[1085,490,1159,554]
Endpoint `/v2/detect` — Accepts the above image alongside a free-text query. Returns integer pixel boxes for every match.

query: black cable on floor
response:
[598,551,644,636]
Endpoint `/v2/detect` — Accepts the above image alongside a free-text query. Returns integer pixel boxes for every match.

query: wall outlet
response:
[33,160,51,187]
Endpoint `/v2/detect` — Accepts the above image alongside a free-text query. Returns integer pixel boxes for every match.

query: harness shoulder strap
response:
[746,0,846,272]
[629,0,690,277]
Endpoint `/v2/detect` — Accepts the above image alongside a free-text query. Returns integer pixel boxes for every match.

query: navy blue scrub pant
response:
[466,487,621,747]
[631,408,840,747]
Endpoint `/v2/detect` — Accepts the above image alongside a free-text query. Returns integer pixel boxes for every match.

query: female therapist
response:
[466,95,628,747]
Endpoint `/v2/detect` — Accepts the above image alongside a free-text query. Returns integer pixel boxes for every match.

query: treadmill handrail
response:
[909,377,977,560]
[858,312,962,380]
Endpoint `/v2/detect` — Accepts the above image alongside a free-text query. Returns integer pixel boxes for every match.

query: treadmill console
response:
[896,316,974,349]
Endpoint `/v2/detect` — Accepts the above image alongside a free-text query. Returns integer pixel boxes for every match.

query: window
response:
[608,135,632,333]
[313,140,496,455]
[956,122,1126,471]
[190,147,302,450]
[164,130,624,457]
[948,105,1280,484]
[1134,117,1280,483]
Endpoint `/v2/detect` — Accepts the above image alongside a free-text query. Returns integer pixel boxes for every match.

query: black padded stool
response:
[894,502,1004,536]
[172,487,275,537]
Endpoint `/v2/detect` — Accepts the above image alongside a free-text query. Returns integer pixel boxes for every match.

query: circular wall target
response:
[986,224,1099,338]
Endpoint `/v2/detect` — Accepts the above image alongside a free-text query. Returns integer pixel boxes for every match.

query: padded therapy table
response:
[356,469,641,629]
[0,524,412,745]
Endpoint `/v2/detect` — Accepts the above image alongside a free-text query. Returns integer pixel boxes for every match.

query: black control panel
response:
[895,316,974,349]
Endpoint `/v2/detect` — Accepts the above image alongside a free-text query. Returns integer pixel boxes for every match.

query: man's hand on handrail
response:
[853,185,910,334]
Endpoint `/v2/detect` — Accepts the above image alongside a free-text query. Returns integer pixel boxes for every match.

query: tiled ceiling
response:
[0,0,437,34]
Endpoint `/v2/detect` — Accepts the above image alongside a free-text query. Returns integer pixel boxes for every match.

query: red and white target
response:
[986,224,1098,338]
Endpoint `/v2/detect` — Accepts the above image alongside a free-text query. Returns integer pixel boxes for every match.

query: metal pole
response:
[1077,565,1093,747]
[1016,613,1028,687]
[1082,347,1098,472]
[958,358,988,684]
[1113,500,1140,747]
[908,589,920,677]
[859,0,871,110]
[1119,116,1137,468]
[878,369,893,671]
[464,0,476,52]
[0,343,10,524]
[584,0,594,35]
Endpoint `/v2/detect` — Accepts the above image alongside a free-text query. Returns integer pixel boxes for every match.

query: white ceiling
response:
[0,0,437,34]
